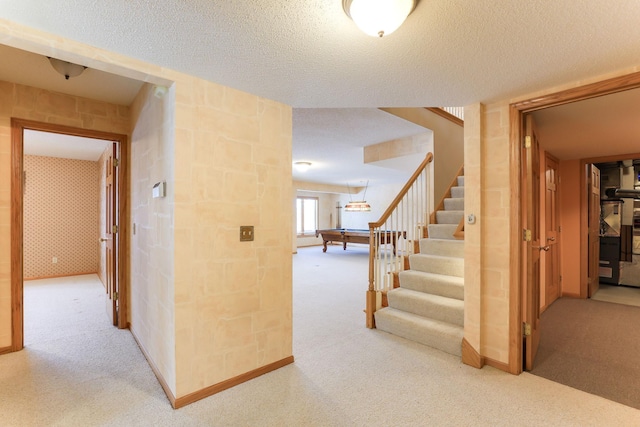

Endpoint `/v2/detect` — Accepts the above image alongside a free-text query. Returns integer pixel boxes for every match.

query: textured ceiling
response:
[292,108,429,185]
[3,1,640,182]
[2,1,640,108]
[532,88,640,161]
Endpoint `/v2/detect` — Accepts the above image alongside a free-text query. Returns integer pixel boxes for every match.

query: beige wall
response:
[558,159,581,297]
[129,82,177,393]
[23,155,99,279]
[172,79,292,397]
[0,79,130,348]
[381,108,464,204]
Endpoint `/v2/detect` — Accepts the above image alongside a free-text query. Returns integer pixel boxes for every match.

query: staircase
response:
[375,176,464,356]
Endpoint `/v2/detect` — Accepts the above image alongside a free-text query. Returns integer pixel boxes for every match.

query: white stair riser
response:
[375,308,463,357]
[409,254,464,277]
[419,238,464,258]
[399,270,464,300]
[387,289,464,326]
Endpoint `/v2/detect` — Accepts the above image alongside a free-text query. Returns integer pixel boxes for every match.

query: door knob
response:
[99,238,108,242]
[533,245,550,252]
[546,236,556,242]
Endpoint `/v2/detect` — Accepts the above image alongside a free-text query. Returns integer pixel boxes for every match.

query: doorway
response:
[10,119,129,352]
[510,70,640,373]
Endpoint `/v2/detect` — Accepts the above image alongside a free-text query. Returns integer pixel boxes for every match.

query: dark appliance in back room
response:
[599,200,622,284]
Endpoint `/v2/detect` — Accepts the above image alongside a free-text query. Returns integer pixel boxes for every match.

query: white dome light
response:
[343,0,418,38]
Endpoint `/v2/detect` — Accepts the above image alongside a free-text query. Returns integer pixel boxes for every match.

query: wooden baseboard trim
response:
[484,356,510,373]
[0,345,13,356]
[174,355,295,409]
[129,326,177,408]
[24,271,98,281]
[461,338,484,369]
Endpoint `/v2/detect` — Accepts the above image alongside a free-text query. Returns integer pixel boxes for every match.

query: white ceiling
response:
[24,130,110,161]
[292,108,429,185]
[0,44,143,106]
[532,88,640,161]
[2,1,640,178]
[3,0,640,108]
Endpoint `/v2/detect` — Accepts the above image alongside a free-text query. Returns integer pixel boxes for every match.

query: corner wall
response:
[380,108,464,204]
[558,159,581,297]
[129,82,176,394]
[172,78,292,398]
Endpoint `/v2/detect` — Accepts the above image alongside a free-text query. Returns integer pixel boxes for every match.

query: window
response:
[296,197,318,236]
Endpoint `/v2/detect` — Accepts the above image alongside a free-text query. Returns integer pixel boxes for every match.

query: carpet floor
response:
[531,297,640,410]
[1,250,640,426]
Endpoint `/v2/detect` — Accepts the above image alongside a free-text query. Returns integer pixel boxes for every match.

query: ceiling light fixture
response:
[294,161,312,172]
[47,57,87,80]
[342,0,418,38]
[345,181,372,212]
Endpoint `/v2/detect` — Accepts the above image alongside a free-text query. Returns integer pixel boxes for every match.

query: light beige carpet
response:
[591,283,640,308]
[1,256,640,426]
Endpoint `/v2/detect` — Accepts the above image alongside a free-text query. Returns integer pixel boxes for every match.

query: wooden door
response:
[105,143,118,325]
[588,164,601,297]
[523,115,541,371]
[543,154,560,308]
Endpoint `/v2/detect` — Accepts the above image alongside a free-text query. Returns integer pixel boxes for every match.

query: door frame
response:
[10,118,129,352]
[508,70,640,374]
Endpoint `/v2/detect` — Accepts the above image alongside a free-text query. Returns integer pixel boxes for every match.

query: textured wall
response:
[172,78,293,397]
[129,82,176,393]
[0,78,129,348]
[23,155,99,279]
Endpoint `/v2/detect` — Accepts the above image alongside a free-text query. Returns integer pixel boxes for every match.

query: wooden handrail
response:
[425,107,464,127]
[369,152,433,229]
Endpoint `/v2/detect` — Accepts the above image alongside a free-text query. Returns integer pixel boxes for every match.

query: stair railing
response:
[365,152,434,328]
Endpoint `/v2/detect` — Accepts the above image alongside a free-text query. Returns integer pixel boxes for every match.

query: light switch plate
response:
[240,226,254,242]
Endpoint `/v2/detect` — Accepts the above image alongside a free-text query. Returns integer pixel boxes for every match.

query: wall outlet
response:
[240,226,254,242]
[52,257,58,264]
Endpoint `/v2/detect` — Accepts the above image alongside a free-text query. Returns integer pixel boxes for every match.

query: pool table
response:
[315,228,405,254]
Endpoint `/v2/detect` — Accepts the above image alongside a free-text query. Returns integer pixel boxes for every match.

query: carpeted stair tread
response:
[409,253,464,277]
[387,288,464,326]
[435,210,464,224]
[427,223,458,240]
[443,197,464,211]
[457,176,464,187]
[419,238,464,258]
[398,270,464,300]
[450,186,464,198]
[375,308,463,357]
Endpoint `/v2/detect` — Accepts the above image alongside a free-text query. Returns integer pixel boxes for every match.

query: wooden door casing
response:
[10,119,129,353]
